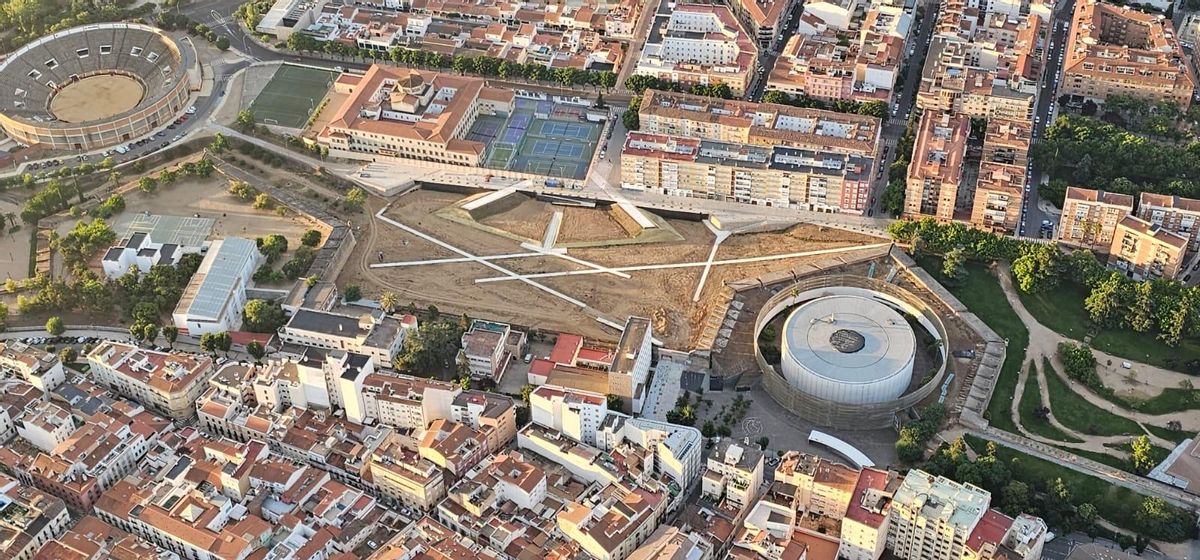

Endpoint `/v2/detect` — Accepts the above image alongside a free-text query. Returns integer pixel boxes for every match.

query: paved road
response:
[1023,0,1076,237]
[866,0,939,218]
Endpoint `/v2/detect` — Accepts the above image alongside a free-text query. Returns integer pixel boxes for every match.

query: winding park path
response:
[997,263,1200,455]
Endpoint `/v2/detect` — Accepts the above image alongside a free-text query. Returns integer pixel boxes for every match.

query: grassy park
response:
[916,256,1025,433]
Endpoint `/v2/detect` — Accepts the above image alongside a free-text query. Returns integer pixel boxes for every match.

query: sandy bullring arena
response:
[49,74,145,123]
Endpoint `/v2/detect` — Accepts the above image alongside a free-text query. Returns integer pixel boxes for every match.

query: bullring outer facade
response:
[0,23,197,151]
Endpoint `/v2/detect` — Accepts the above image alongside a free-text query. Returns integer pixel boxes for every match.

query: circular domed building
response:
[780,295,916,405]
[754,277,949,429]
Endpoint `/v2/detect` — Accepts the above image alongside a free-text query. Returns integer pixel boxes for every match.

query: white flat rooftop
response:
[783,295,915,384]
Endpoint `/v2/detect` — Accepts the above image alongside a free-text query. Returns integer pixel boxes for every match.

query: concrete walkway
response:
[995,264,1198,441]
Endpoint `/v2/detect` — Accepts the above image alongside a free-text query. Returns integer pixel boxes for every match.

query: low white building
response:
[459,320,526,381]
[171,237,262,336]
[278,308,416,365]
[101,215,213,279]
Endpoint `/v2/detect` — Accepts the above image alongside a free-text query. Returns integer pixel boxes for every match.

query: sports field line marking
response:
[474,242,893,284]
[370,252,543,268]
[374,209,589,309]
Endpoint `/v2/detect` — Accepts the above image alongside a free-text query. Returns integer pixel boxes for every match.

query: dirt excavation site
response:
[340,188,885,347]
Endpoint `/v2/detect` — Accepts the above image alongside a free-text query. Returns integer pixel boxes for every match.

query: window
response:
[76,48,89,58]
[27,69,40,79]
[44,58,58,69]
[130,46,142,57]
[147,52,160,62]
[100,45,112,55]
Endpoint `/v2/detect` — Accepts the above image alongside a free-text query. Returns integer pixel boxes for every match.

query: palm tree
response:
[379,291,399,314]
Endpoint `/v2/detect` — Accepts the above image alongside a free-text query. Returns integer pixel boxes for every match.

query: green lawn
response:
[915,256,1025,433]
[1144,423,1196,444]
[1018,365,1083,442]
[1018,279,1200,372]
[964,434,1187,540]
[1043,358,1142,437]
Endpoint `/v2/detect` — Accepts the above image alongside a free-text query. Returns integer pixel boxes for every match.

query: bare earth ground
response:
[0,200,28,280]
[476,194,553,241]
[557,206,630,243]
[84,176,326,268]
[340,189,887,347]
[49,74,143,123]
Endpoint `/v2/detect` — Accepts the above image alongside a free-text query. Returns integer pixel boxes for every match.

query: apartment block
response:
[637,90,881,155]
[887,471,990,560]
[838,468,896,560]
[630,525,716,560]
[530,384,609,446]
[367,432,446,510]
[0,473,70,560]
[904,111,970,221]
[1137,193,1200,251]
[1056,187,1135,250]
[1108,215,1188,280]
[535,317,654,414]
[620,132,875,213]
[969,162,1024,234]
[1061,0,1195,108]
[86,342,215,420]
[635,4,759,96]
[0,342,65,393]
[559,486,667,560]
[32,515,160,559]
[702,440,765,514]
[0,410,160,511]
[278,307,417,365]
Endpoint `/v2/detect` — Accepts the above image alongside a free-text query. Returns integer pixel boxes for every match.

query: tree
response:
[1011,243,1061,293]
[200,331,233,356]
[701,420,716,438]
[343,285,362,302]
[45,316,64,336]
[246,340,266,362]
[757,436,770,450]
[138,176,158,194]
[243,299,286,332]
[1077,502,1097,525]
[521,384,535,403]
[344,188,367,211]
[942,246,968,282]
[253,193,273,210]
[1085,272,1131,327]
[256,234,289,263]
[228,180,255,200]
[1131,435,1156,474]
[300,229,322,247]
[1058,342,1100,387]
[622,99,641,131]
[606,394,624,410]
[392,319,467,374]
[162,325,178,348]
[58,347,77,364]
[215,36,230,50]
[379,291,399,313]
[999,481,1031,516]
[209,133,229,153]
[236,110,256,130]
[1134,497,1191,542]
[142,323,160,344]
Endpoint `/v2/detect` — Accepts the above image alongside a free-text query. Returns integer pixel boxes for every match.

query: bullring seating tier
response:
[0,23,185,123]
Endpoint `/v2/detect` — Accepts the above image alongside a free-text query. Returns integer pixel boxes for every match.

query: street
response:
[1022,0,1077,236]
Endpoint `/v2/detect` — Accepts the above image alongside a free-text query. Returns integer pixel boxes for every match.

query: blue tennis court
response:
[536,121,593,140]
[500,127,524,144]
[509,112,532,129]
[530,139,585,158]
